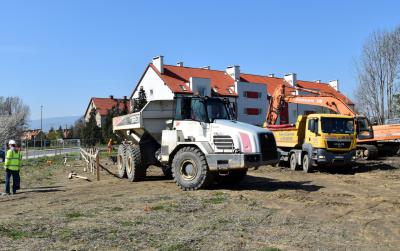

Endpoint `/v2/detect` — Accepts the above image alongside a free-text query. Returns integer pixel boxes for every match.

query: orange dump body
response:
[358,124,400,143]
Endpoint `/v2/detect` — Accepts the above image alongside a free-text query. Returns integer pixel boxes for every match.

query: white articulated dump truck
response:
[113,96,278,190]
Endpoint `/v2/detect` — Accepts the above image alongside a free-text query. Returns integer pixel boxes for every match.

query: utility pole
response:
[40,105,43,149]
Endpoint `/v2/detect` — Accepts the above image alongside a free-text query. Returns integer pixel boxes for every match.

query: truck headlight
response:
[318,155,325,159]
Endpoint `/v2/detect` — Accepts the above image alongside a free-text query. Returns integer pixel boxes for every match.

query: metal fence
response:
[1,138,81,162]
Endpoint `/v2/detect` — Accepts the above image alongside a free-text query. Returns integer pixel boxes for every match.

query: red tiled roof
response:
[138,63,353,105]
[239,74,354,105]
[240,74,283,95]
[21,129,43,140]
[296,80,354,105]
[91,98,130,116]
[149,64,237,96]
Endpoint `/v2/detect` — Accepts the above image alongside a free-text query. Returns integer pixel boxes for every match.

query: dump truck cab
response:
[269,114,357,172]
[303,114,357,166]
[113,96,278,190]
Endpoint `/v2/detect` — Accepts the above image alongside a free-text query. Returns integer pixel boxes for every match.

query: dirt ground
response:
[0,155,400,251]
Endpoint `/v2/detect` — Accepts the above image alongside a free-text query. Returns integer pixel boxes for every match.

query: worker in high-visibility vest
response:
[4,140,22,195]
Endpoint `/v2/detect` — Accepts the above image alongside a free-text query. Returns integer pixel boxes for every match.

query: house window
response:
[245,108,261,115]
[179,84,187,91]
[244,91,261,99]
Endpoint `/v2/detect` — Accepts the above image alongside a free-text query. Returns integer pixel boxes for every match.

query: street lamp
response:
[41,105,43,149]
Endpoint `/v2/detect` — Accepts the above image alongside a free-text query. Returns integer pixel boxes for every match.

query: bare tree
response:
[355,26,400,124]
[0,97,30,145]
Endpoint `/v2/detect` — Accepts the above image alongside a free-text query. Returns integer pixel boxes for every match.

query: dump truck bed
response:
[113,100,174,143]
[267,116,307,149]
[268,126,303,148]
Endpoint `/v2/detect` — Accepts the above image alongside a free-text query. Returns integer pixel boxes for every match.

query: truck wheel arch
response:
[168,142,211,167]
[171,146,215,190]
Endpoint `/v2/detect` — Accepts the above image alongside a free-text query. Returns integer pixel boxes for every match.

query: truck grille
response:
[258,132,278,161]
[327,141,351,149]
[213,135,234,151]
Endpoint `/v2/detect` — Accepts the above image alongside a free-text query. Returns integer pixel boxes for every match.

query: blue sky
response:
[1,0,399,120]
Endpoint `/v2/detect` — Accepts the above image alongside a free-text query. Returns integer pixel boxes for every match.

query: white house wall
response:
[132,67,174,101]
[84,102,95,122]
[236,82,268,126]
[96,113,103,128]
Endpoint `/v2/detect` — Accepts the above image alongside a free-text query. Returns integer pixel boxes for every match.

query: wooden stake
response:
[96,153,100,181]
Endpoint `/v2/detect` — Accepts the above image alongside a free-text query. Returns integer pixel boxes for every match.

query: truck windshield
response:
[321,118,354,134]
[174,97,230,122]
[206,98,231,121]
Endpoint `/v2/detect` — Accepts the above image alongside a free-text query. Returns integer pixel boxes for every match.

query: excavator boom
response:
[264,81,400,159]
[265,83,355,126]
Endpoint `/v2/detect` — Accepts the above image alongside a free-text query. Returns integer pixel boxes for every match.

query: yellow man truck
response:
[268,114,357,172]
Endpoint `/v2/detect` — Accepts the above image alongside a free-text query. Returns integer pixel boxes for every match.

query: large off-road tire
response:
[302,153,313,173]
[126,145,146,182]
[217,169,247,186]
[171,146,215,191]
[117,144,127,178]
[357,145,378,160]
[289,152,299,171]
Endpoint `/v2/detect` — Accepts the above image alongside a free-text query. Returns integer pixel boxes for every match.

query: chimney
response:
[284,73,297,86]
[329,80,339,91]
[177,61,184,67]
[268,73,275,77]
[315,80,321,83]
[152,55,164,74]
[202,66,210,70]
[226,65,240,81]
[123,95,127,100]
[109,95,114,99]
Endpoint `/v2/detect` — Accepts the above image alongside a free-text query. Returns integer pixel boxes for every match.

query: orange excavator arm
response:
[265,82,356,126]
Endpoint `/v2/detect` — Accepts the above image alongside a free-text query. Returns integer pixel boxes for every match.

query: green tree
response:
[102,106,118,143]
[133,87,147,112]
[121,98,129,115]
[81,108,102,146]
[56,125,64,138]
[72,117,85,138]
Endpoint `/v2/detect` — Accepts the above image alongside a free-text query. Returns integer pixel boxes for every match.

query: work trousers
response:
[5,169,20,194]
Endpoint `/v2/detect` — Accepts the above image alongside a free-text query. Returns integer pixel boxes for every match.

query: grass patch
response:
[0,225,48,240]
[203,192,227,205]
[151,204,165,211]
[65,211,84,219]
[258,248,282,251]
[161,243,192,251]
[120,220,134,227]
[59,229,74,240]
[132,216,145,225]
[217,217,232,224]
[110,207,123,212]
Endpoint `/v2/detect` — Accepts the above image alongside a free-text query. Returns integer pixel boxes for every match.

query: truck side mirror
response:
[166,119,173,129]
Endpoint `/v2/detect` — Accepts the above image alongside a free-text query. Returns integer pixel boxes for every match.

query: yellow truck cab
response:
[268,114,357,172]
